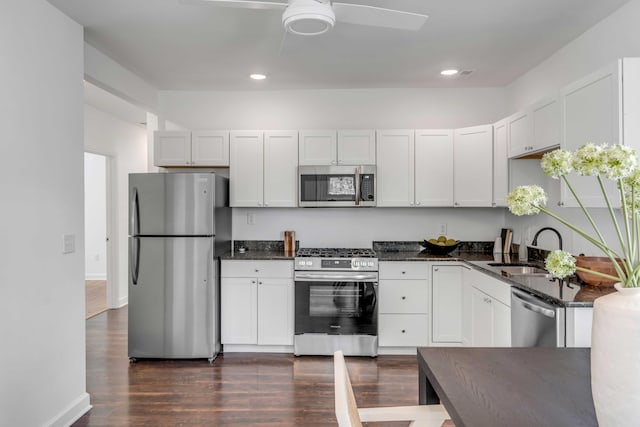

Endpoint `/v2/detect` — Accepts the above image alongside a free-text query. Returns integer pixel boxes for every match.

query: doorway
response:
[84,152,110,318]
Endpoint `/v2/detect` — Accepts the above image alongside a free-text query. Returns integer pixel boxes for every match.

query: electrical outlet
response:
[62,234,75,254]
[439,223,447,235]
[247,213,255,225]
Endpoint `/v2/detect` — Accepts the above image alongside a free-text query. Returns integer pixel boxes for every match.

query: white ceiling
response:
[49,0,629,91]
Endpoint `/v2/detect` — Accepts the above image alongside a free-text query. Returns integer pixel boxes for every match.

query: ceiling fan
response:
[184,0,428,36]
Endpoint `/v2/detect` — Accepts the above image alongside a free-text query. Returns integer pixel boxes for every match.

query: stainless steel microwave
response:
[298,165,376,207]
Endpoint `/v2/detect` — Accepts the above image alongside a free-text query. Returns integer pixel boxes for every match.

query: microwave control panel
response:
[361,175,375,200]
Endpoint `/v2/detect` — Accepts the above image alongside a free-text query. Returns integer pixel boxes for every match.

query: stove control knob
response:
[306,260,313,266]
[353,261,360,267]
[298,261,305,267]
[368,261,375,267]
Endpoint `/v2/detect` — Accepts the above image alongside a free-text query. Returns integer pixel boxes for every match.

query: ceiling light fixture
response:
[250,74,267,80]
[282,0,335,36]
[440,69,460,76]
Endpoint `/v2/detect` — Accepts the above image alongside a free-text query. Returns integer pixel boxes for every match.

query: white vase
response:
[591,283,640,426]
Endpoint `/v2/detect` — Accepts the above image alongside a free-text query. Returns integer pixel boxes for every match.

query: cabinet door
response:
[337,129,376,165]
[379,314,429,347]
[264,131,298,207]
[299,130,337,165]
[493,120,509,207]
[230,131,264,207]
[415,129,454,207]
[191,130,229,166]
[471,287,493,346]
[453,125,493,207]
[154,131,192,166]
[379,280,429,314]
[531,97,560,152]
[431,265,463,343]
[221,278,257,344]
[507,111,531,158]
[376,129,415,207]
[257,278,294,345]
[561,62,621,208]
[492,298,511,347]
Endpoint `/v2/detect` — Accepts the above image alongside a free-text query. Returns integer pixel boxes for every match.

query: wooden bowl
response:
[575,256,624,287]
[422,240,461,255]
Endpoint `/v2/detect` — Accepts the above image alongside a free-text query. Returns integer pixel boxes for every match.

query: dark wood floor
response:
[74,307,421,426]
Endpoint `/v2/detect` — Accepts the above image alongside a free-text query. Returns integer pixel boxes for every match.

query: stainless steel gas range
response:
[294,248,378,356]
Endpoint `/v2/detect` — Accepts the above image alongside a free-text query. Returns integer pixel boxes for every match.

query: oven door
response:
[295,271,378,335]
[298,165,376,207]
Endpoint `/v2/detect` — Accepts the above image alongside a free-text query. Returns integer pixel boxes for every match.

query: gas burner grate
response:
[296,248,377,258]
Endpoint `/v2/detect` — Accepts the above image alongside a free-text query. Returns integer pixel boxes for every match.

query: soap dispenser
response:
[518,234,528,262]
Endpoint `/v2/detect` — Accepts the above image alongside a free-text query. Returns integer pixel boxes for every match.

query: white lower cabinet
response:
[221,260,294,350]
[378,262,429,352]
[466,268,511,347]
[431,264,464,345]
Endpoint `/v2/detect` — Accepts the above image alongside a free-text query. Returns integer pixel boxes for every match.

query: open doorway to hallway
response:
[84,152,109,318]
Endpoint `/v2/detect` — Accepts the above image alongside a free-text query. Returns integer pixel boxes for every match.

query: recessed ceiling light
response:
[440,69,459,76]
[250,74,267,80]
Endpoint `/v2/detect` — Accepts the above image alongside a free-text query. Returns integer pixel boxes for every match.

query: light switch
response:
[62,234,75,254]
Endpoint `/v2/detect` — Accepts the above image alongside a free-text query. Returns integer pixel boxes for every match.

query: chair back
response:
[334,350,363,427]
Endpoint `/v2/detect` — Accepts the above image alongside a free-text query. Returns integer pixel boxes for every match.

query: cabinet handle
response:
[558,201,564,207]
[401,271,406,274]
[258,281,263,285]
[401,329,406,333]
[434,268,439,271]
[255,269,259,273]
[454,202,459,207]
[402,296,406,300]
[416,202,421,206]
[251,280,256,284]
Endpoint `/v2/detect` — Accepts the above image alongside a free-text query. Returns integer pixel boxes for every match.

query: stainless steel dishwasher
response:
[511,288,565,347]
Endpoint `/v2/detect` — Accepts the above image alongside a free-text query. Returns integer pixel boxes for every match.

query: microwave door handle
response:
[355,167,361,206]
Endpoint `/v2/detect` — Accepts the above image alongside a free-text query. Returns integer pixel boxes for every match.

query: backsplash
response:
[373,241,494,254]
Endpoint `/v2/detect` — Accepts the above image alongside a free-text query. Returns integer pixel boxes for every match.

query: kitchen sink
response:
[500,266,552,278]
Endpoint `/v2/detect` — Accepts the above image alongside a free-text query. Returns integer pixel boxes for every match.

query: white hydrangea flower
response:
[545,250,576,279]
[573,143,605,176]
[506,185,548,216]
[601,144,638,179]
[541,149,573,178]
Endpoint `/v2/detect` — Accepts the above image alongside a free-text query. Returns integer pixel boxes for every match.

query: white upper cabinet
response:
[454,125,494,207]
[154,131,192,166]
[493,119,509,207]
[230,131,264,207]
[507,111,531,158]
[415,129,454,207]
[376,129,415,207]
[263,131,299,207]
[299,130,375,165]
[298,130,337,165]
[154,130,230,167]
[337,129,376,165]
[230,131,298,207]
[191,130,230,166]
[531,96,561,153]
[560,59,640,207]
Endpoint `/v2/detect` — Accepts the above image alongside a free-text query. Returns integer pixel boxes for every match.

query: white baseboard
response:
[118,296,128,308]
[85,274,107,280]
[222,344,294,353]
[45,392,91,427]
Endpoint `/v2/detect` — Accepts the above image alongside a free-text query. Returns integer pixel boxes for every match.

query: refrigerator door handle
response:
[130,237,140,285]
[130,187,140,236]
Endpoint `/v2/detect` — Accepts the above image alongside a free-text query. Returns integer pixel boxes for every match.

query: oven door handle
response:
[295,273,378,282]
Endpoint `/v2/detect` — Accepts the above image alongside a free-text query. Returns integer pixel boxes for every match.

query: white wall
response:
[506,0,640,112]
[85,103,148,308]
[234,207,506,248]
[84,153,107,280]
[158,87,506,130]
[159,87,508,245]
[504,0,640,255]
[0,1,89,426]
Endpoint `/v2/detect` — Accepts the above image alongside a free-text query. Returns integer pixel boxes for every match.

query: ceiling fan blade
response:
[180,0,286,10]
[332,3,428,31]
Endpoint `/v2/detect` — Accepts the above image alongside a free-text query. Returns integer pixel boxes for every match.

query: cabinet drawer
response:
[379,280,428,314]
[222,260,293,278]
[468,268,511,306]
[379,262,429,280]
[379,314,429,347]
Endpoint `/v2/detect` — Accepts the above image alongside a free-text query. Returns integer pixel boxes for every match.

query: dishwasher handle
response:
[512,290,556,318]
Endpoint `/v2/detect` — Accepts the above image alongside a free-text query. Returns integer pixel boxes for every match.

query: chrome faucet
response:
[531,227,563,251]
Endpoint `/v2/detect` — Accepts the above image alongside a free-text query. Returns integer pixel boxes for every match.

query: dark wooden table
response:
[417,347,597,427]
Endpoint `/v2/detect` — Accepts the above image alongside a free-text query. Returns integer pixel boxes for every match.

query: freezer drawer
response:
[128,236,217,359]
[129,173,215,236]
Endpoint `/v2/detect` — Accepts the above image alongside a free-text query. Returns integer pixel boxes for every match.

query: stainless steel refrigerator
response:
[128,172,230,362]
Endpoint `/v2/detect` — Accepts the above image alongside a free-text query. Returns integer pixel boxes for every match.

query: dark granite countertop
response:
[377,250,495,262]
[221,250,294,261]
